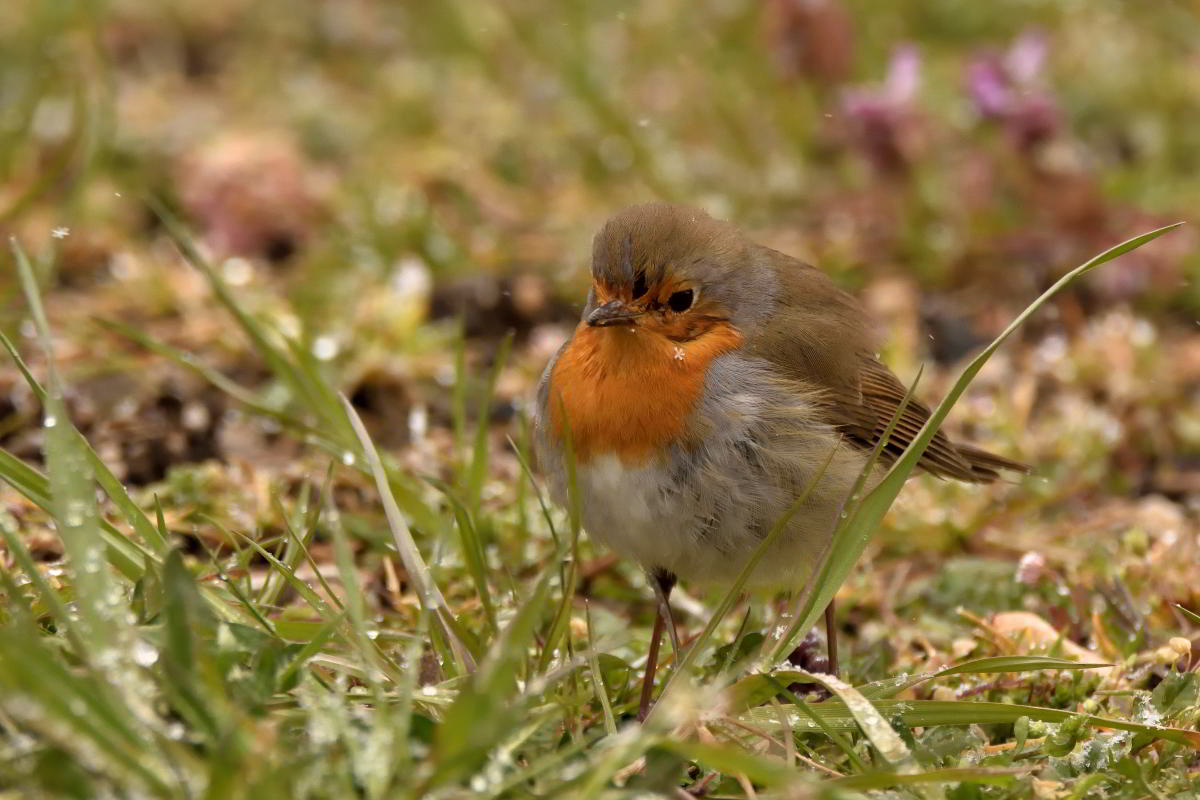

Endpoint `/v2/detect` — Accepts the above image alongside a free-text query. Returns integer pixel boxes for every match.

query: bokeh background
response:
[1,1,1199,793]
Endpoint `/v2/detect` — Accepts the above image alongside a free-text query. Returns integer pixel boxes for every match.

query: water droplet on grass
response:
[221,257,253,286]
[132,640,159,667]
[312,335,339,361]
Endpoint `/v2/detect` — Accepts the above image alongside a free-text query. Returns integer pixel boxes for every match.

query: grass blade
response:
[12,238,122,647]
[742,698,1200,748]
[833,768,1022,790]
[1178,605,1200,626]
[340,394,476,672]
[466,330,513,515]
[856,655,1112,700]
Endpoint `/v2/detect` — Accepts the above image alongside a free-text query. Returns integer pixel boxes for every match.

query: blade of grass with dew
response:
[777,669,921,775]
[429,564,555,790]
[3,327,162,555]
[855,655,1112,700]
[340,393,477,673]
[490,735,595,796]
[536,401,581,673]
[765,223,1183,665]
[13,236,122,650]
[584,600,617,735]
[0,517,90,660]
[260,483,323,609]
[6,246,151,577]
[476,713,580,795]
[832,768,1023,790]
[392,604,432,773]
[717,605,756,679]
[0,446,146,579]
[276,611,347,688]
[573,724,672,800]
[732,655,1112,708]
[196,547,279,636]
[327,495,399,799]
[160,550,223,739]
[273,503,348,614]
[507,433,561,548]
[740,698,1200,748]
[762,674,868,772]
[656,738,805,790]
[427,477,498,635]
[466,330,513,515]
[222,525,343,622]
[514,414,532,538]
[327,494,386,679]
[0,626,175,797]
[0,328,46,403]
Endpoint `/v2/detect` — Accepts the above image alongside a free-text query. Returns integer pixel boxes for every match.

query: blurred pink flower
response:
[838,45,923,173]
[177,132,328,261]
[967,31,1059,150]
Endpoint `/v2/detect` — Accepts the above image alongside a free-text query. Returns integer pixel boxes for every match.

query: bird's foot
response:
[785,630,833,699]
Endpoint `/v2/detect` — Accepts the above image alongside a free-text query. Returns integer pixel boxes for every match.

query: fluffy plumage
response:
[534,202,1027,588]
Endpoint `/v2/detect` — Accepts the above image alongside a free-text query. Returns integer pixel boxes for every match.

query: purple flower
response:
[838,45,922,173]
[967,31,1059,149]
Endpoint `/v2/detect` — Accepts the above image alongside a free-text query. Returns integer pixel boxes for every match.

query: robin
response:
[533,202,1026,718]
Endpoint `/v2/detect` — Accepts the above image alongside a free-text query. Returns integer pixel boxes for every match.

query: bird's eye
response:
[667,289,694,312]
[631,273,648,300]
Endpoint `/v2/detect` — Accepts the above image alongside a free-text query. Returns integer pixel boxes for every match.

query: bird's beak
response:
[586,300,642,327]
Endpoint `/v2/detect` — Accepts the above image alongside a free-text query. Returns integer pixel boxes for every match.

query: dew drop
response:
[132,639,159,667]
[221,257,253,286]
[312,335,339,361]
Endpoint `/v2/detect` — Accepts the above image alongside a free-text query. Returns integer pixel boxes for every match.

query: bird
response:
[532,202,1027,718]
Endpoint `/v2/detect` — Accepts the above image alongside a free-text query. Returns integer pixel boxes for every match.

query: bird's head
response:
[583,202,761,343]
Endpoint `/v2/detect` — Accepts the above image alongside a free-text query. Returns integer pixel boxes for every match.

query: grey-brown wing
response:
[834,357,1028,482]
[752,247,1027,482]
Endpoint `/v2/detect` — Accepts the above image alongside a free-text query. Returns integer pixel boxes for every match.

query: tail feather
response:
[955,443,1031,483]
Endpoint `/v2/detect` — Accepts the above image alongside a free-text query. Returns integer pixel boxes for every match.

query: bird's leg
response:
[638,569,678,721]
[651,570,680,657]
[638,606,665,721]
[824,598,839,678]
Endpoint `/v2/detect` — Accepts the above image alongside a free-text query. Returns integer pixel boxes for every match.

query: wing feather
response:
[752,248,1028,483]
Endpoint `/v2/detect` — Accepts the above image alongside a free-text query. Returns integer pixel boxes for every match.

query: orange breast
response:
[548,322,744,464]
